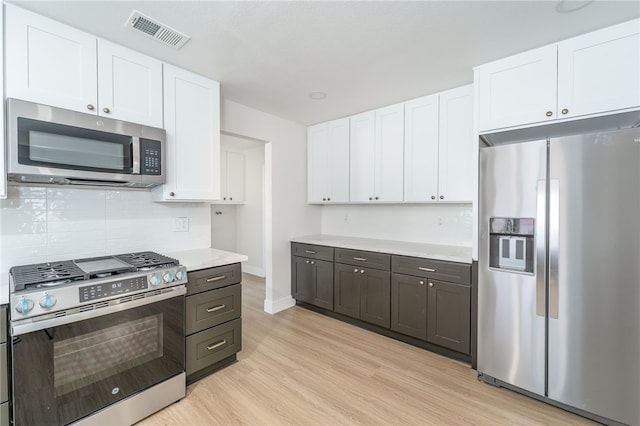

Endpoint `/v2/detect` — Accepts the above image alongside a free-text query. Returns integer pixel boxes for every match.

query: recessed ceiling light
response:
[309,91,327,100]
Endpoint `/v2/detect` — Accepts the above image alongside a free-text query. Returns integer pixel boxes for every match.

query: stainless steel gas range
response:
[8,251,188,426]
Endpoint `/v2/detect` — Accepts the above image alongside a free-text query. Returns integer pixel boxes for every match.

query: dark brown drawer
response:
[391,256,471,285]
[291,243,334,262]
[187,263,241,295]
[186,318,242,375]
[186,284,241,335]
[335,248,390,271]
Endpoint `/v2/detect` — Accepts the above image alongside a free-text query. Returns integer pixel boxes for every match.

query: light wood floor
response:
[139,274,595,426]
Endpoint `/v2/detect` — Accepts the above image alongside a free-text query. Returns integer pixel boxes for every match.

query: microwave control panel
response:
[140,138,162,175]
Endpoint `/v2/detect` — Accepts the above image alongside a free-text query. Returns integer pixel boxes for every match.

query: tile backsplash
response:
[0,185,211,303]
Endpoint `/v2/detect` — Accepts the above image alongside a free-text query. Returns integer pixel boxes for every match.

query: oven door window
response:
[17,117,133,173]
[12,297,184,426]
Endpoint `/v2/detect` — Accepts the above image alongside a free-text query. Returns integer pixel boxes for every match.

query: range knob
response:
[149,273,162,286]
[16,298,34,315]
[163,271,175,283]
[39,294,57,309]
[175,268,187,281]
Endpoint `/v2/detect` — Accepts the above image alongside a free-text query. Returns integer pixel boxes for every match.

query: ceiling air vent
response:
[125,10,190,49]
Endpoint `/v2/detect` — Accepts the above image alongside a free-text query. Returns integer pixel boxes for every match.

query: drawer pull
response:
[353,257,367,262]
[206,275,226,282]
[207,340,227,350]
[418,267,436,272]
[206,304,226,313]
[305,250,317,254]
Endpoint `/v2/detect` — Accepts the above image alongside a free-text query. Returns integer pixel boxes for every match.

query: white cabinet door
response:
[558,19,640,119]
[225,151,246,203]
[97,40,163,127]
[375,104,404,202]
[157,64,220,201]
[438,85,474,202]
[403,94,439,202]
[307,124,329,203]
[477,45,558,132]
[349,111,376,202]
[5,5,98,114]
[0,4,5,199]
[326,118,350,203]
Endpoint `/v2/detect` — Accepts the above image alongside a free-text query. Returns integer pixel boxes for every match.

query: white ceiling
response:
[10,1,640,126]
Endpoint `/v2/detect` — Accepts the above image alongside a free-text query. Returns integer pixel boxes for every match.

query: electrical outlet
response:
[438,216,446,227]
[173,217,189,232]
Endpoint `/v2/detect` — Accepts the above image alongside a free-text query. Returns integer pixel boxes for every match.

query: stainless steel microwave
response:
[6,98,165,188]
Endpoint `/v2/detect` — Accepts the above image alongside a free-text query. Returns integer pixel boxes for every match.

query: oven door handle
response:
[11,285,186,336]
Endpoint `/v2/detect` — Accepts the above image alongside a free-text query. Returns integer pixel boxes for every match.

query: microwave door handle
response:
[132,137,141,174]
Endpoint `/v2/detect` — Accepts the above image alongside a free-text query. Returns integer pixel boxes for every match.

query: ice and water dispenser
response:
[489,217,535,274]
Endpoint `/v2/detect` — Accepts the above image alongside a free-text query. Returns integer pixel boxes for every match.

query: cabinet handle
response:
[360,269,365,274]
[206,275,226,282]
[354,268,359,273]
[327,197,331,201]
[103,107,111,113]
[230,197,233,200]
[353,257,367,262]
[310,261,315,265]
[431,195,436,200]
[322,198,326,201]
[545,111,553,117]
[375,196,379,200]
[305,250,317,254]
[207,340,227,350]
[369,197,373,201]
[87,104,95,111]
[223,197,227,200]
[418,267,436,272]
[169,192,175,197]
[306,260,310,264]
[428,282,434,288]
[561,108,569,115]
[419,281,425,286]
[206,304,226,313]
[439,195,444,200]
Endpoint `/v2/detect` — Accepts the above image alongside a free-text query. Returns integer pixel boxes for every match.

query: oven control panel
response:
[80,276,148,302]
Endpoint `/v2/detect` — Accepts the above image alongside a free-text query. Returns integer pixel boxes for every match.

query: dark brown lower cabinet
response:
[391,273,427,340]
[427,280,471,354]
[292,256,334,310]
[334,263,390,328]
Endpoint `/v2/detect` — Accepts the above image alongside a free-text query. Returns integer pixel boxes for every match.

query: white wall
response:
[0,185,210,304]
[321,203,473,247]
[236,146,265,277]
[221,99,321,313]
[210,204,238,252]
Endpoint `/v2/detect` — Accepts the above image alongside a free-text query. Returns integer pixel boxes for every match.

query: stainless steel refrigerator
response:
[478,127,640,425]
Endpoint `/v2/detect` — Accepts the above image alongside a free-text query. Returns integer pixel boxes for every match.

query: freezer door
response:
[478,139,547,396]
[548,128,640,425]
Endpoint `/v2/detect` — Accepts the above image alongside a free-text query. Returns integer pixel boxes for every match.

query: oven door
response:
[11,294,184,426]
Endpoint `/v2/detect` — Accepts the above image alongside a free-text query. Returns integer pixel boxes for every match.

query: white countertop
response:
[291,235,472,264]
[164,248,248,271]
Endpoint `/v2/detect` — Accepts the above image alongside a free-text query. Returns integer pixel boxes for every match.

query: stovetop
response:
[10,251,179,291]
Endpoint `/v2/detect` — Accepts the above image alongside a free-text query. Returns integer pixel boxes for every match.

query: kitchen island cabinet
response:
[290,236,475,364]
[0,306,8,426]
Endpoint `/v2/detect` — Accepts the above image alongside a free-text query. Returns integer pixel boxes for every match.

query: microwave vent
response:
[125,10,190,49]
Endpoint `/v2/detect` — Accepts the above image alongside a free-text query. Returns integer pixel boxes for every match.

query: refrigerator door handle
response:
[536,180,546,317]
[549,179,560,319]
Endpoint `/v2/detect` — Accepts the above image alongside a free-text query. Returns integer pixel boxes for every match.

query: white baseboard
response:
[263,296,295,314]
[242,265,265,277]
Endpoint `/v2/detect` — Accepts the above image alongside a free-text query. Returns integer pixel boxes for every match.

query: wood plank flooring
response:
[139,274,595,425]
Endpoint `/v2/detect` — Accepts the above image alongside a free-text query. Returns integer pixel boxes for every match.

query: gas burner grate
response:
[115,251,178,269]
[10,261,87,291]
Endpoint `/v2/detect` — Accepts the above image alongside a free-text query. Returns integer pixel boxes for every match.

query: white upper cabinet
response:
[438,85,474,202]
[97,40,163,127]
[219,150,246,204]
[349,111,376,202]
[404,86,473,203]
[476,18,640,133]
[349,106,404,203]
[476,45,558,132]
[155,64,220,202]
[403,94,439,202]
[0,4,5,199]
[557,19,640,119]
[307,118,350,203]
[5,5,163,127]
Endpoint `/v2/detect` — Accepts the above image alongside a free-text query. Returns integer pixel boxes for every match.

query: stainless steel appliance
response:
[6,98,165,188]
[478,127,640,425]
[9,251,188,425]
